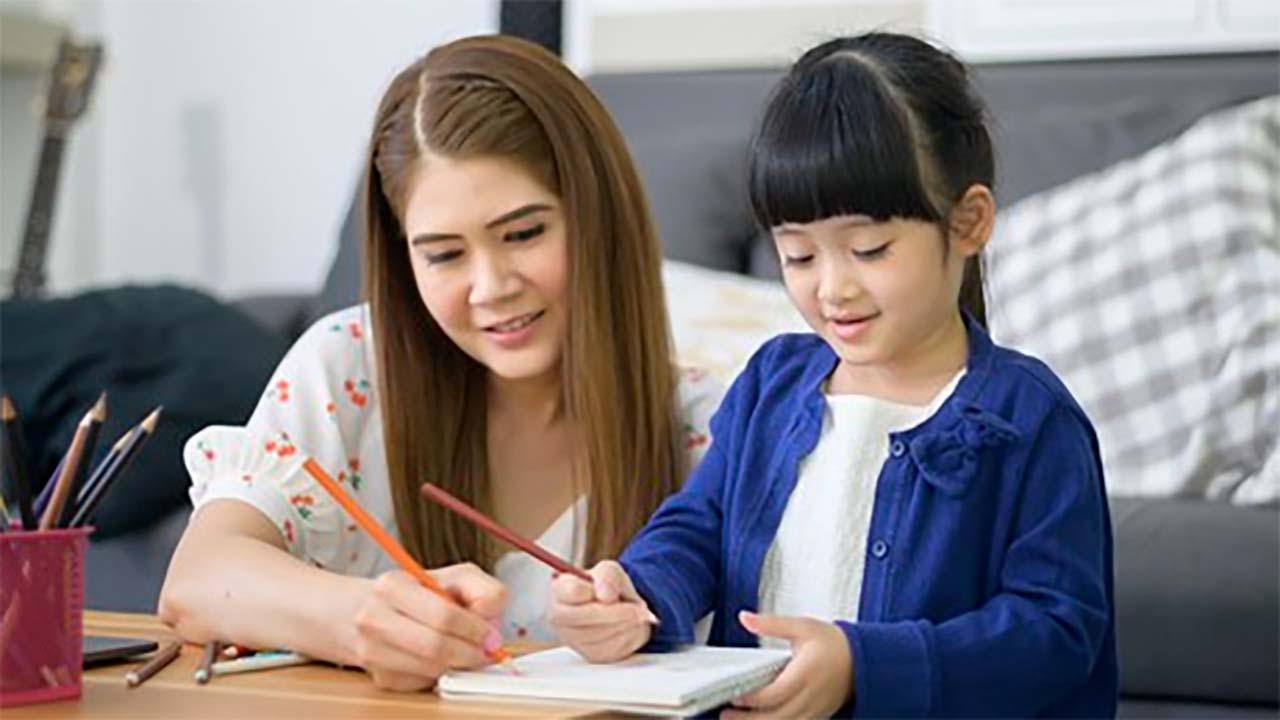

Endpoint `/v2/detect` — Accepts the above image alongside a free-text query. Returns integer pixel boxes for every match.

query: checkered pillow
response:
[986,96,1280,504]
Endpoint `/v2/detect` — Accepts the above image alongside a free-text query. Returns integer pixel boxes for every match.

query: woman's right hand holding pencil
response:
[548,560,657,663]
[350,563,507,691]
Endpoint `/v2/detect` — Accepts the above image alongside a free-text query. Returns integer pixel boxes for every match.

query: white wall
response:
[565,0,925,74]
[9,0,497,298]
[929,0,1280,62]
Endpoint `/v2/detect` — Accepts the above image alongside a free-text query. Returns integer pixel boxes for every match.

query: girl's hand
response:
[351,563,507,691]
[722,610,855,719]
[547,560,657,663]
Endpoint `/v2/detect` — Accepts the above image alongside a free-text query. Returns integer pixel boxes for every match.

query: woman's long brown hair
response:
[363,35,684,570]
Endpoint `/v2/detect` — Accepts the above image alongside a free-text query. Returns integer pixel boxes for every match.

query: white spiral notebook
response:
[438,646,791,717]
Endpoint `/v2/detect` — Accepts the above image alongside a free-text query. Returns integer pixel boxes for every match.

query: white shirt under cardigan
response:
[183,305,723,643]
[757,371,964,644]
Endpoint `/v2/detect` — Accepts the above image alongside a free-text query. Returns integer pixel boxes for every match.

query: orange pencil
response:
[300,458,514,668]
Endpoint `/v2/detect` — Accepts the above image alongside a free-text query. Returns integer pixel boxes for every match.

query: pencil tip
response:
[141,406,163,432]
[1,395,13,420]
[89,394,108,421]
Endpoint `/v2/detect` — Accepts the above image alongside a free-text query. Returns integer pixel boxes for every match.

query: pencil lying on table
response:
[125,642,181,688]
[211,651,311,677]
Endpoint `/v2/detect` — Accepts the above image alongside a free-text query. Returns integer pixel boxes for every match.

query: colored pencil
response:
[210,651,311,676]
[32,456,64,519]
[194,640,221,684]
[125,641,181,688]
[69,407,161,528]
[38,402,97,530]
[222,643,254,659]
[419,482,591,582]
[57,392,106,526]
[300,458,515,668]
[1,396,36,530]
[73,427,133,510]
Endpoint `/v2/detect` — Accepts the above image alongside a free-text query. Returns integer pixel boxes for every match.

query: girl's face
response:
[772,214,971,379]
[402,154,569,383]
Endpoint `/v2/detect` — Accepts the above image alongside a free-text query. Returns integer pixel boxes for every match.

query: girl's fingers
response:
[550,574,596,605]
[732,657,805,710]
[562,617,641,652]
[549,598,653,629]
[590,560,640,603]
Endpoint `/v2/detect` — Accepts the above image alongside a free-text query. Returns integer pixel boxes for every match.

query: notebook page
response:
[439,646,790,708]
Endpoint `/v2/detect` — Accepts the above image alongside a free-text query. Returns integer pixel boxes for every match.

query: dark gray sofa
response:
[87,51,1279,717]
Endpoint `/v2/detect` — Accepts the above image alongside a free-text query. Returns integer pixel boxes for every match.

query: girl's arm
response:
[838,406,1113,717]
[619,369,749,647]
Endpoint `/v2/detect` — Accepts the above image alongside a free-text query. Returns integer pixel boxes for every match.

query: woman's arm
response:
[160,499,505,691]
[159,499,367,665]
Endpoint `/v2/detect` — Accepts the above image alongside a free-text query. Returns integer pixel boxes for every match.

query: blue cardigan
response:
[620,317,1117,718]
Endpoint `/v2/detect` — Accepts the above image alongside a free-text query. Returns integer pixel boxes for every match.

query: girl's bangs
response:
[748,59,940,229]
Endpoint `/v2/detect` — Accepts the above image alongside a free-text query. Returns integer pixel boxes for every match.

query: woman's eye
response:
[853,243,891,260]
[506,223,545,243]
[782,254,814,267]
[423,249,463,265]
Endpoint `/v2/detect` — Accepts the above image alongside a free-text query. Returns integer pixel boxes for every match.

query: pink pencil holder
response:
[0,527,91,708]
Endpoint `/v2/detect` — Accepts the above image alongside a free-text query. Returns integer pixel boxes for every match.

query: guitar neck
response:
[12,130,67,300]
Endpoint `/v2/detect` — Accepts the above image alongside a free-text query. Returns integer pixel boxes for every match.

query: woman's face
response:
[402,154,569,382]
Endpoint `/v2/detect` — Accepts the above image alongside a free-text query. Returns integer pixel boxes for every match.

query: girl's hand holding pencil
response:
[547,560,658,663]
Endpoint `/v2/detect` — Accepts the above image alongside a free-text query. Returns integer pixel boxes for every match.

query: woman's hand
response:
[350,563,507,691]
[547,560,656,663]
[721,610,854,718]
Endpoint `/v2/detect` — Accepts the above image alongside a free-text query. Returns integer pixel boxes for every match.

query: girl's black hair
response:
[748,32,993,325]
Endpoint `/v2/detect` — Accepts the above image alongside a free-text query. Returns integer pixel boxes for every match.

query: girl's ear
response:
[947,184,996,258]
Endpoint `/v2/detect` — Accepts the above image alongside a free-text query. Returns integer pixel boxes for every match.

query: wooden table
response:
[6,612,609,719]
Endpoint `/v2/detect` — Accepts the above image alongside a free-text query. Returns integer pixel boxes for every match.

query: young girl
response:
[159,35,720,691]
[549,33,1117,718]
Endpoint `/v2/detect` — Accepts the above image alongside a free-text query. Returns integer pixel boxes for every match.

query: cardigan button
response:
[871,539,889,559]
[890,440,906,457]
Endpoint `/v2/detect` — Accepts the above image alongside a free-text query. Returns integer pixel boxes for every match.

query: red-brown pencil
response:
[38,400,100,530]
[419,482,591,582]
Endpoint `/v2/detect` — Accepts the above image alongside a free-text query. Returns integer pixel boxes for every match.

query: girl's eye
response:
[853,242,891,260]
[423,249,463,265]
[782,254,814,267]
[506,223,545,243]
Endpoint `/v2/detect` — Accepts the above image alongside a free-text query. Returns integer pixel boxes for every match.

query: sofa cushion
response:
[0,285,287,538]
[1111,496,1278,705]
[987,97,1280,503]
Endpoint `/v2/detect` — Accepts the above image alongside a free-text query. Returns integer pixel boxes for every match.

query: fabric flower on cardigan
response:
[905,404,1023,496]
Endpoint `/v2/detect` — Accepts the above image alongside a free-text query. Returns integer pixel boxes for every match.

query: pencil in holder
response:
[0,527,91,707]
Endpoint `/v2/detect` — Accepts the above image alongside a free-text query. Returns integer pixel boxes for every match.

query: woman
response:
[159,35,721,691]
